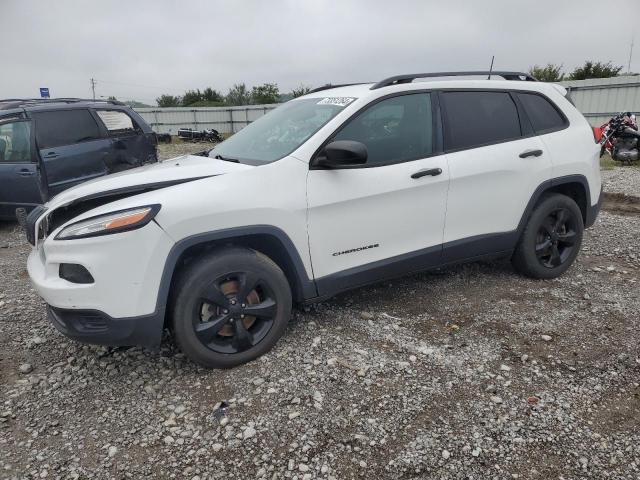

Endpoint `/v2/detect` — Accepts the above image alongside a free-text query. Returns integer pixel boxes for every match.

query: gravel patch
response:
[157,140,218,161]
[601,165,640,197]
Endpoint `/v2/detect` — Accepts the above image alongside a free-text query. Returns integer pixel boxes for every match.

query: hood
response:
[31,155,254,244]
[45,155,253,210]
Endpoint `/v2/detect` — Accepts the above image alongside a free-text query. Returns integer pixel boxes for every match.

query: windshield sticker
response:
[317,97,356,107]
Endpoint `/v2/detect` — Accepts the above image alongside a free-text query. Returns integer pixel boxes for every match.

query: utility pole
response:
[628,37,634,74]
[90,78,96,100]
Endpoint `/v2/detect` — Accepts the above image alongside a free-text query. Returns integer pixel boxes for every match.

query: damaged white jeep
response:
[26,71,602,368]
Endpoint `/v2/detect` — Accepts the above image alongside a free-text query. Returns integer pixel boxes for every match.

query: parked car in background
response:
[0,98,158,220]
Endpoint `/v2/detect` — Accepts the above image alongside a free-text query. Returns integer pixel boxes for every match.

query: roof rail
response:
[0,98,125,110]
[370,71,538,90]
[308,83,367,94]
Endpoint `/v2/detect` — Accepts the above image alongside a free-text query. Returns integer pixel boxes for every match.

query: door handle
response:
[411,168,442,179]
[519,149,543,158]
[44,152,59,158]
[17,169,35,177]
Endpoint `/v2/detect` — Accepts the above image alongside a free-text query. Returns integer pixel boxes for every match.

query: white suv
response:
[26,71,602,368]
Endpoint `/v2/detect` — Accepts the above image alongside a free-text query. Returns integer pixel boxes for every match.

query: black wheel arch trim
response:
[156,224,316,311]
[516,174,597,232]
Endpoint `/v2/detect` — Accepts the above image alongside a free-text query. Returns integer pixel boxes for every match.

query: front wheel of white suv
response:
[170,247,292,368]
[512,194,584,279]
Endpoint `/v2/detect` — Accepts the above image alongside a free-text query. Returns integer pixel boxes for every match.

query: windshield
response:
[209,97,355,164]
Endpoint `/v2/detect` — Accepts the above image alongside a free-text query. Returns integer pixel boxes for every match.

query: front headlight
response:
[55,205,161,240]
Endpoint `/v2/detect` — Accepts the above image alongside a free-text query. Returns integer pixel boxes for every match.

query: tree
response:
[251,83,280,104]
[156,94,181,107]
[528,64,564,82]
[226,83,252,106]
[291,84,312,98]
[181,89,204,106]
[203,87,223,103]
[568,61,623,80]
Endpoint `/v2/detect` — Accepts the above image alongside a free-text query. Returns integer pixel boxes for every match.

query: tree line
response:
[527,60,630,82]
[155,60,634,107]
[156,83,312,108]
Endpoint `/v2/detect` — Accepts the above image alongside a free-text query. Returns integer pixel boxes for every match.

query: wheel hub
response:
[201,280,259,337]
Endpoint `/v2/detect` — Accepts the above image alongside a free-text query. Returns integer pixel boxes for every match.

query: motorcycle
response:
[177,128,223,143]
[597,112,639,164]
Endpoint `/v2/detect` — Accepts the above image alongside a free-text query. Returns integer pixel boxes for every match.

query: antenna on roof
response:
[628,36,634,74]
[488,55,495,80]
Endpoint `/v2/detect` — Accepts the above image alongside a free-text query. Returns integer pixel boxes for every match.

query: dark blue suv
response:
[0,98,158,220]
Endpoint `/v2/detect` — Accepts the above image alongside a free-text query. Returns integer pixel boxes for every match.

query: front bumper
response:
[47,305,163,347]
[28,220,174,347]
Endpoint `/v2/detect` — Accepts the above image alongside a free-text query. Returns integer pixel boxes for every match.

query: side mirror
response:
[314,140,367,168]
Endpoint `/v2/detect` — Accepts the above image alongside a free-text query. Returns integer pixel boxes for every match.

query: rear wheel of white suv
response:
[171,247,292,368]
[512,194,584,279]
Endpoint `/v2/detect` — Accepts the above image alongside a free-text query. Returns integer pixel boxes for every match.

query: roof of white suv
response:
[303,77,567,100]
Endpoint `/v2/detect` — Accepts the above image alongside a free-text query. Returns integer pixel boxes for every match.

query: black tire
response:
[512,194,584,279]
[171,247,292,368]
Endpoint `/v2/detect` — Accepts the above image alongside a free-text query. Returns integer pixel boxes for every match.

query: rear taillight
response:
[592,126,602,143]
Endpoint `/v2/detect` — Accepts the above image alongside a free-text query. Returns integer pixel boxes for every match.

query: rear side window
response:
[32,110,101,149]
[332,93,433,165]
[441,91,521,151]
[517,93,567,134]
[96,110,136,135]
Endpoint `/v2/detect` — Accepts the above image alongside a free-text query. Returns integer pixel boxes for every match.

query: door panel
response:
[31,109,111,198]
[439,90,553,248]
[40,139,111,196]
[307,92,448,287]
[443,136,550,243]
[307,158,449,281]
[0,119,43,219]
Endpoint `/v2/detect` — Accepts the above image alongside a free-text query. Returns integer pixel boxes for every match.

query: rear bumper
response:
[47,305,163,348]
[585,186,603,228]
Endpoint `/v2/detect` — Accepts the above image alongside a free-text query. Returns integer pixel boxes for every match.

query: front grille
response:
[25,205,47,246]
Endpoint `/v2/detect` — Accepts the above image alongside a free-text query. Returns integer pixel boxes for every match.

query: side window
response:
[0,120,32,163]
[32,110,101,149]
[517,93,567,133]
[96,110,137,135]
[332,93,433,165]
[441,91,521,151]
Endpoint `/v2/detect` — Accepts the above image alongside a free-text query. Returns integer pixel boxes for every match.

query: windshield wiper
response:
[213,154,239,163]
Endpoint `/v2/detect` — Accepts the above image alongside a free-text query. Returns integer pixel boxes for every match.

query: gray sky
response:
[2,0,639,105]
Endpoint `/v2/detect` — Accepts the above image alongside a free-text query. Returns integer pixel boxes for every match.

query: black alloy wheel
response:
[194,272,278,354]
[534,208,579,269]
[512,194,584,279]
[171,247,292,368]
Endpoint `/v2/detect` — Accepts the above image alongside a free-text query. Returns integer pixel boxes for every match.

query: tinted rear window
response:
[441,91,521,151]
[517,93,566,133]
[32,110,102,149]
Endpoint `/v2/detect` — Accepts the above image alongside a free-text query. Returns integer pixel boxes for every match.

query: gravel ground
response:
[601,165,640,197]
[157,139,218,161]
[1,164,639,479]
